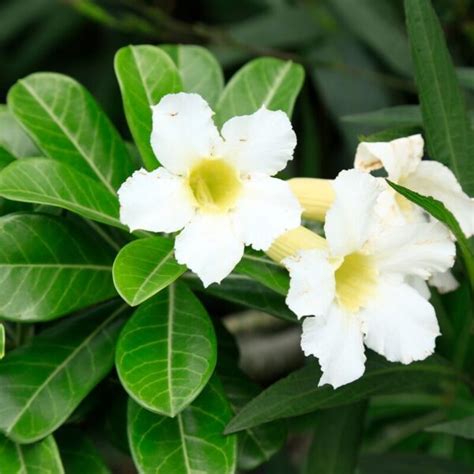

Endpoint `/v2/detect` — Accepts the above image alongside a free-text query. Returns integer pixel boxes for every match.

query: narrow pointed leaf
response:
[57,428,110,473]
[225,355,458,433]
[0,301,129,443]
[0,434,64,474]
[303,401,367,474]
[128,375,237,474]
[0,213,116,321]
[342,105,423,127]
[0,323,4,359]
[113,236,186,306]
[161,44,224,108]
[7,73,135,193]
[405,0,474,195]
[425,415,474,440]
[0,105,40,158]
[114,45,182,170]
[116,283,217,416]
[0,158,123,228]
[214,57,304,127]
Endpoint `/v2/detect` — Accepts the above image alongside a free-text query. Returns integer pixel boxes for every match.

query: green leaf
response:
[457,67,474,91]
[225,355,458,433]
[342,105,423,128]
[0,104,40,158]
[303,401,367,474]
[0,434,64,473]
[191,275,296,322]
[57,427,110,473]
[0,301,128,443]
[116,283,217,417]
[112,236,186,306]
[0,323,4,359]
[387,181,474,286]
[425,415,474,440]
[328,0,412,76]
[114,45,182,170]
[235,250,289,296]
[0,146,16,170]
[128,375,237,474]
[359,453,471,474]
[0,158,123,228]
[214,57,304,127]
[7,73,135,194]
[405,0,474,195]
[161,44,224,108]
[359,125,423,143]
[0,213,117,321]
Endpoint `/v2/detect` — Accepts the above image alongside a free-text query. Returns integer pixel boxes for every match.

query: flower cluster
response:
[118,93,473,389]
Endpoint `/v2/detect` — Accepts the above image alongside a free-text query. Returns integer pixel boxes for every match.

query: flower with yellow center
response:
[271,170,456,388]
[118,93,301,286]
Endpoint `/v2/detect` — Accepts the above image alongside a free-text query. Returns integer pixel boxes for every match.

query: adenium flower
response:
[275,170,456,388]
[118,93,301,286]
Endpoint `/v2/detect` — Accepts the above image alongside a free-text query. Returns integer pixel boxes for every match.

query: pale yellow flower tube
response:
[288,178,335,221]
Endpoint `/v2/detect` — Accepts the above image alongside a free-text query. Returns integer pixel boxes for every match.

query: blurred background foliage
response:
[2,0,473,181]
[2,1,474,472]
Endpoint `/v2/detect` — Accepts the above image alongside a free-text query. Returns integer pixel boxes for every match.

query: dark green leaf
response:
[0,301,128,443]
[425,415,474,440]
[0,158,122,228]
[342,105,422,127]
[225,355,458,433]
[0,213,116,321]
[457,67,474,91]
[57,427,110,474]
[0,434,64,473]
[128,375,237,474]
[214,57,304,127]
[0,146,15,170]
[114,45,182,170]
[303,401,367,474]
[405,0,474,195]
[161,44,224,108]
[0,324,4,360]
[112,236,186,306]
[116,283,217,417]
[8,73,135,193]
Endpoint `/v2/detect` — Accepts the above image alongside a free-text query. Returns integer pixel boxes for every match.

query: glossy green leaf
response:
[359,453,471,474]
[0,434,64,474]
[0,213,116,321]
[7,73,135,193]
[235,250,289,296]
[0,301,128,443]
[426,415,474,440]
[0,105,40,158]
[405,0,474,195]
[114,45,182,170]
[0,158,123,228]
[116,282,217,417]
[113,236,186,306]
[225,355,458,433]
[161,44,224,108]
[128,375,237,474]
[191,275,296,322]
[303,401,367,474]
[214,57,304,127]
[0,323,4,359]
[57,427,110,473]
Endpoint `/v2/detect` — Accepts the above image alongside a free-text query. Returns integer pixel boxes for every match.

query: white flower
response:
[355,134,474,237]
[118,93,301,287]
[283,170,456,389]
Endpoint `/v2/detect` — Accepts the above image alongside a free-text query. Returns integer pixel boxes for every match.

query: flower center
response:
[334,252,378,313]
[188,159,242,213]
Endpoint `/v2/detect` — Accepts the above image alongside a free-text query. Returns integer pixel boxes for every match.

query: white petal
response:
[301,307,366,389]
[429,270,459,294]
[220,107,296,176]
[232,175,301,251]
[406,276,431,300]
[362,281,440,364]
[283,249,335,319]
[325,169,382,256]
[151,93,222,175]
[372,220,456,279]
[174,213,244,287]
[354,134,424,181]
[403,161,474,237]
[118,168,195,232]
